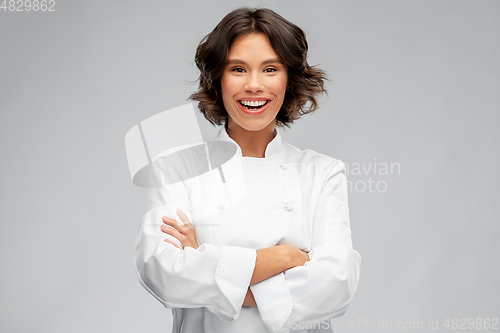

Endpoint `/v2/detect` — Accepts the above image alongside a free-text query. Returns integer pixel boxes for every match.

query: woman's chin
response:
[229,118,275,133]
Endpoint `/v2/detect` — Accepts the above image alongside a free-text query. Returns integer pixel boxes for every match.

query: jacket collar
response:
[213,125,284,159]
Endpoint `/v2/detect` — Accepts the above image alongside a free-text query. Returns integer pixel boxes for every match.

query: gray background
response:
[1,0,498,332]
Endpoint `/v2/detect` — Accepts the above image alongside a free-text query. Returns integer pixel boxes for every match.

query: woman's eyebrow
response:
[227,58,283,65]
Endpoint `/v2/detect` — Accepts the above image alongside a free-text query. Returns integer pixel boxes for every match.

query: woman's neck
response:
[225,120,276,158]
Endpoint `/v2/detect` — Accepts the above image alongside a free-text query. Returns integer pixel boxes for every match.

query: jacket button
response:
[281,164,288,170]
[284,203,293,211]
[219,203,225,210]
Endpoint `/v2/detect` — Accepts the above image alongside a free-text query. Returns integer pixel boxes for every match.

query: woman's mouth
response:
[239,99,269,110]
[237,99,271,115]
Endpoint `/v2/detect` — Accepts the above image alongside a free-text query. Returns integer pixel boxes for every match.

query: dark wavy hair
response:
[189,7,327,129]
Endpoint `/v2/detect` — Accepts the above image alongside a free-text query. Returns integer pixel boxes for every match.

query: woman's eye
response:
[264,68,277,73]
[231,67,245,73]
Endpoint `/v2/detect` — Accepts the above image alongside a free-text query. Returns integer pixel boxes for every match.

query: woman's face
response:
[220,33,288,132]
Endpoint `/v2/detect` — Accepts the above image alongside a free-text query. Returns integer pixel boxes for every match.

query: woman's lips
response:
[237,100,271,115]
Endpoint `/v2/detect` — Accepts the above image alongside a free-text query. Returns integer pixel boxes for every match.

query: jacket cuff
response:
[212,245,257,322]
[250,273,293,333]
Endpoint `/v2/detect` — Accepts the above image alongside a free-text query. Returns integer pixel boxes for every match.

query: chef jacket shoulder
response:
[281,141,346,177]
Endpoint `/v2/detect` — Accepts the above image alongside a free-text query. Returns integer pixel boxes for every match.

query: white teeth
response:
[240,100,268,107]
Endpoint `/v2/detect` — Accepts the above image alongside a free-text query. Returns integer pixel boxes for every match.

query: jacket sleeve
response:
[249,160,361,332]
[134,156,257,322]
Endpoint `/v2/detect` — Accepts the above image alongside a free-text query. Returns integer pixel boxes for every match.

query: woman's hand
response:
[285,244,310,268]
[161,208,199,250]
[249,244,310,286]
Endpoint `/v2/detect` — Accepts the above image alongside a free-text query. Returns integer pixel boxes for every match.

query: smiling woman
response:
[189,7,327,131]
[220,33,288,136]
[134,7,361,333]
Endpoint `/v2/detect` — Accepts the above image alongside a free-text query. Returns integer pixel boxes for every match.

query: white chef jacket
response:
[134,125,361,333]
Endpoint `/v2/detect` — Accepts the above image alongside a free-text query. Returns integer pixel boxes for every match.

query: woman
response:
[135,7,361,333]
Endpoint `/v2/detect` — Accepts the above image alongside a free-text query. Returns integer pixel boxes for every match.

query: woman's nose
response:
[244,73,264,92]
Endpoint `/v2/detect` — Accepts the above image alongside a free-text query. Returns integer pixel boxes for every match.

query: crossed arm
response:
[138,159,360,333]
[161,209,310,308]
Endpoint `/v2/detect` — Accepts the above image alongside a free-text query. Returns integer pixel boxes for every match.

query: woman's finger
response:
[176,208,199,249]
[162,226,191,248]
[164,238,182,249]
[176,208,193,227]
[161,224,185,241]
[163,217,190,236]
[163,216,182,228]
